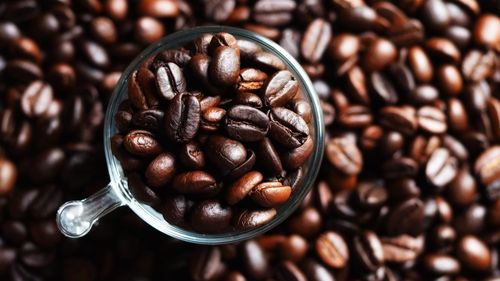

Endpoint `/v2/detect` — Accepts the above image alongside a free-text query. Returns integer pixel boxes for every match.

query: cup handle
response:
[56,182,125,238]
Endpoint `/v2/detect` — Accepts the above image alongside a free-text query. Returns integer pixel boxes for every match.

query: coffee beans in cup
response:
[111,32,314,233]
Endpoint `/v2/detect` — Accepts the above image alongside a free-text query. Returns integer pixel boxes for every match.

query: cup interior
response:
[103,26,324,244]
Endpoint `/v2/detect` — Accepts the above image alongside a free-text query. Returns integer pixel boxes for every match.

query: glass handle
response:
[56,183,124,238]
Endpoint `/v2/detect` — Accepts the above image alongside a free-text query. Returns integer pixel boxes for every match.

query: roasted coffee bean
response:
[190,199,232,233]
[253,0,296,27]
[172,171,219,197]
[190,246,224,281]
[127,173,160,205]
[226,171,263,205]
[345,66,369,105]
[354,230,384,271]
[262,70,299,107]
[161,195,188,225]
[379,106,417,135]
[241,240,268,280]
[425,148,458,187]
[280,136,314,170]
[328,33,360,61]
[0,158,17,195]
[446,168,477,207]
[338,105,373,128]
[155,62,186,101]
[381,235,423,263]
[423,254,461,275]
[209,46,240,87]
[20,81,53,118]
[301,19,331,63]
[206,135,247,175]
[326,137,362,175]
[275,261,306,281]
[474,146,500,186]
[421,0,451,30]
[385,198,424,236]
[355,181,388,210]
[234,208,277,230]
[417,106,447,134]
[123,130,163,157]
[200,107,226,132]
[408,46,433,83]
[135,17,165,44]
[235,68,267,93]
[225,105,269,142]
[138,0,180,18]
[165,92,200,143]
[462,49,496,82]
[250,181,291,208]
[288,207,322,238]
[363,38,397,72]
[234,92,263,108]
[269,107,308,149]
[457,235,491,272]
[202,0,235,22]
[280,234,308,262]
[454,203,487,235]
[145,152,176,188]
[256,137,284,176]
[301,259,335,281]
[369,72,398,105]
[315,231,349,269]
[473,14,500,49]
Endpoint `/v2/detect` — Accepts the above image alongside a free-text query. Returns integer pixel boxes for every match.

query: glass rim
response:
[103,25,325,244]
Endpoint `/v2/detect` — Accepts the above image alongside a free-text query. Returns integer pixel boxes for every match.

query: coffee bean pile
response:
[112,31,315,233]
[0,0,499,280]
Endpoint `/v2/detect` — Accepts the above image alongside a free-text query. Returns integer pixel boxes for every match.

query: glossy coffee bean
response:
[206,135,247,175]
[250,182,291,208]
[354,230,384,271]
[165,93,200,143]
[0,158,17,195]
[190,199,232,233]
[457,235,491,272]
[262,70,299,107]
[385,198,424,236]
[301,18,331,63]
[326,137,362,175]
[423,254,461,275]
[155,62,186,101]
[269,107,309,149]
[234,208,277,230]
[172,171,219,197]
[315,231,349,269]
[475,146,500,185]
[123,130,163,157]
[425,148,458,187]
[225,105,269,142]
[210,46,240,86]
[145,152,176,188]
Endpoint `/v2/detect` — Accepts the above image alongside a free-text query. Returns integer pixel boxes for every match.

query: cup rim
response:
[104,25,325,244]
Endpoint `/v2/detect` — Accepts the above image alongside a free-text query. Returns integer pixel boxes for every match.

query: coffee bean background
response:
[0,0,499,280]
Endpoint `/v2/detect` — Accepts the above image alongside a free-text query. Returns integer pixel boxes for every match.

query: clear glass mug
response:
[56,26,324,245]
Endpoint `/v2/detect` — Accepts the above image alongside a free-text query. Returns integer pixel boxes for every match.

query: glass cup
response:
[56,26,324,245]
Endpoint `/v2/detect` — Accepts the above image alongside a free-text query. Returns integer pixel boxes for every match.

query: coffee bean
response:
[369,72,398,105]
[280,234,308,262]
[388,63,416,93]
[426,37,461,63]
[345,66,369,105]
[409,85,439,105]
[138,0,180,18]
[135,17,165,44]
[161,195,188,225]
[269,107,309,149]
[190,199,232,233]
[189,246,223,281]
[385,198,424,236]
[379,106,417,135]
[253,0,296,27]
[454,203,487,235]
[145,152,176,188]
[127,173,160,205]
[275,261,306,281]
[164,92,200,143]
[241,240,268,279]
[474,146,500,186]
[261,70,299,107]
[226,171,263,205]
[337,105,372,128]
[354,230,384,271]
[408,46,433,83]
[0,158,17,195]
[235,68,267,93]
[301,259,335,281]
[20,81,53,118]
[123,130,163,157]
[280,136,314,170]
[457,235,491,271]
[250,181,291,208]
[355,181,388,209]
[421,0,451,30]
[437,64,463,96]
[326,137,362,175]
[425,148,458,187]
[363,38,397,72]
[473,14,500,49]
[200,107,226,132]
[446,168,477,207]
[256,137,284,176]
[462,49,496,82]
[172,171,219,197]
[225,105,269,142]
[300,18,331,63]
[154,62,186,101]
[381,235,423,263]
[210,46,240,86]
[315,231,349,269]
[234,92,263,109]
[417,106,447,134]
[423,254,461,275]
[206,135,247,175]
[234,208,277,230]
[288,207,322,238]
[328,33,360,61]
[202,0,235,22]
